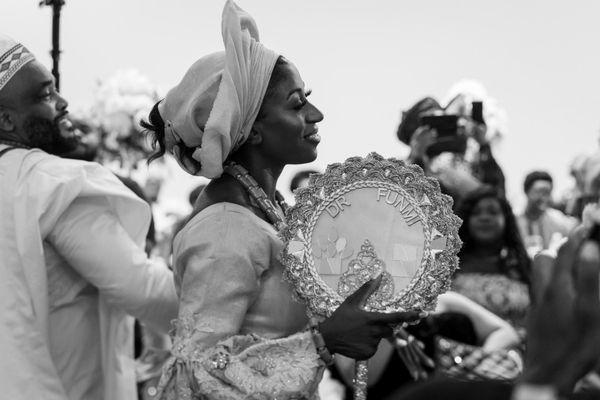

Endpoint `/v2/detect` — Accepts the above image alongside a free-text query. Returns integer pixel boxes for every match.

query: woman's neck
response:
[525,203,544,220]
[229,153,284,203]
[461,243,505,275]
[470,242,503,257]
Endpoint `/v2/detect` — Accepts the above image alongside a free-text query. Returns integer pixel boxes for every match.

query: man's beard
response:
[23,115,80,155]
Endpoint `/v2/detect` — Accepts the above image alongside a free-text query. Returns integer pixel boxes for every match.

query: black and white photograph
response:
[1,1,600,399]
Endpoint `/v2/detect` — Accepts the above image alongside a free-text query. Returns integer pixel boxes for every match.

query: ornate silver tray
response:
[280,152,462,318]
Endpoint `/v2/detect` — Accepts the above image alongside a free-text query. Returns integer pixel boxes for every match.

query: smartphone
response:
[420,115,467,157]
[471,101,484,124]
[420,115,458,138]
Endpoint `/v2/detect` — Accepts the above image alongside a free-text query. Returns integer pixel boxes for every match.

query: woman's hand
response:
[319,276,425,360]
[393,327,434,381]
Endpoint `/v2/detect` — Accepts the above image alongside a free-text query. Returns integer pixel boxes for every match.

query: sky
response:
[2,0,600,209]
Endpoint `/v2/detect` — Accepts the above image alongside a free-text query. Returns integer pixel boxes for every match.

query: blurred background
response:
[2,0,599,208]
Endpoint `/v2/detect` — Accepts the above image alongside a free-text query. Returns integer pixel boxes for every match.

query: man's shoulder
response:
[7,151,132,203]
[17,150,110,183]
[26,150,94,173]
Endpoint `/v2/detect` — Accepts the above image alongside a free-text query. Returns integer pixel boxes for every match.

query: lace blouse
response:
[157,203,324,399]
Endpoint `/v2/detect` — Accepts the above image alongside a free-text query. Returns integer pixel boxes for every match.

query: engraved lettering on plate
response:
[325,196,351,218]
[325,203,341,218]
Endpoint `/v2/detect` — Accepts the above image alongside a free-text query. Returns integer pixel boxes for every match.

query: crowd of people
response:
[2,1,600,400]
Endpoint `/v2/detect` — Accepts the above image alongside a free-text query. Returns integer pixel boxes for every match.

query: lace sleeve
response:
[156,329,324,400]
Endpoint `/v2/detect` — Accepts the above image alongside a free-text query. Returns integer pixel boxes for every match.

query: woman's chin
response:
[474,235,502,246]
[290,150,318,165]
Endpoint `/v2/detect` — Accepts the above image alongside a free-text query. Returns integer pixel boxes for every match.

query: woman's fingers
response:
[373,310,427,325]
[344,276,383,308]
[412,340,435,369]
[397,346,419,381]
[405,339,429,380]
[405,343,427,380]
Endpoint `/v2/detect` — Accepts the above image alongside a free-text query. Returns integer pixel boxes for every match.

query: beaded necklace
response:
[0,139,31,150]
[223,162,288,232]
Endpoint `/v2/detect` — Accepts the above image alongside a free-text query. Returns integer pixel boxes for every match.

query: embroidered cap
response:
[0,35,35,93]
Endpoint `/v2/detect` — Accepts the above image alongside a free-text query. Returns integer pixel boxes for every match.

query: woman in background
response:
[453,186,531,327]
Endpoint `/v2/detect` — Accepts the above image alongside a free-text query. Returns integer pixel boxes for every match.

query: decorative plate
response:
[280,153,462,318]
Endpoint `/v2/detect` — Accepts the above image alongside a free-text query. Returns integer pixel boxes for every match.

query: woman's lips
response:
[304,127,321,144]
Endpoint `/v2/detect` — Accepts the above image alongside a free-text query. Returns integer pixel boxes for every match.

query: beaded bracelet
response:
[308,317,335,366]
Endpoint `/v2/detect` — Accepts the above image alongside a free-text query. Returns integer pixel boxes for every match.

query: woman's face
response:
[251,62,324,165]
[468,197,506,244]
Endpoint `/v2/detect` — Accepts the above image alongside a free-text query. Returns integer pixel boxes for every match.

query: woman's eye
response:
[294,100,307,110]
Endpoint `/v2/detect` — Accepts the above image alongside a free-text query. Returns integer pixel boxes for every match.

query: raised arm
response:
[436,291,520,351]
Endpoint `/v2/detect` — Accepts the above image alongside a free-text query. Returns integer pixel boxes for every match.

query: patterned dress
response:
[157,203,324,400]
[452,273,530,328]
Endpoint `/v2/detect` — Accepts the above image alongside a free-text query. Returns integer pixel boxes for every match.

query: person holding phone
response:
[397,97,506,206]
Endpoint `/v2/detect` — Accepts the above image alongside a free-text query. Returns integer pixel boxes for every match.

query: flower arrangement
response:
[80,69,161,174]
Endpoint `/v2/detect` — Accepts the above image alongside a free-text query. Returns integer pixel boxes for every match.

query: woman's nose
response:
[307,102,324,123]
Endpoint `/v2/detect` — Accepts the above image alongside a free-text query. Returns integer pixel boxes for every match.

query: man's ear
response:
[0,106,16,133]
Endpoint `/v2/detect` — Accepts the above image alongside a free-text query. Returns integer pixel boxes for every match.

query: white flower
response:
[93,69,158,127]
[443,79,509,143]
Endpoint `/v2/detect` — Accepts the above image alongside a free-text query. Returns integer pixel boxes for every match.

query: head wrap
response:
[0,35,35,93]
[158,0,279,178]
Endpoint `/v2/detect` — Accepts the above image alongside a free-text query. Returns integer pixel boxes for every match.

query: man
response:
[0,35,178,400]
[517,170,577,255]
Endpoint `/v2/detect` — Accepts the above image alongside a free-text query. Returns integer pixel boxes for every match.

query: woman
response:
[143,2,423,399]
[452,186,531,327]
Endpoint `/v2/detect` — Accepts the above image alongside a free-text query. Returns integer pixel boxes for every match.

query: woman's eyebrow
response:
[287,88,304,99]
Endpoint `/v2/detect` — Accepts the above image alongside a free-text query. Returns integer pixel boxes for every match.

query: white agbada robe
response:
[0,145,178,400]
